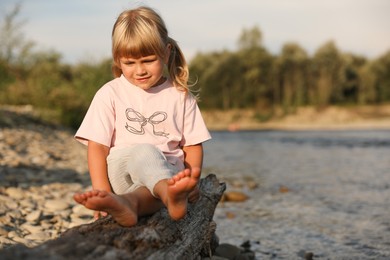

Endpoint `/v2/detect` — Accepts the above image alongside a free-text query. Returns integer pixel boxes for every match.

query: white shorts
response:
[107,144,181,196]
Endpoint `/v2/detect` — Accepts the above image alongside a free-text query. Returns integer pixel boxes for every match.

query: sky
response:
[1,0,389,64]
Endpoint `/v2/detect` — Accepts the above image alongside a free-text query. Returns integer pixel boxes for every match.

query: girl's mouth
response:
[136,76,150,82]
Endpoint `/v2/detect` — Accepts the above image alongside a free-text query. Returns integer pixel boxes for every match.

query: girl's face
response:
[119,54,166,90]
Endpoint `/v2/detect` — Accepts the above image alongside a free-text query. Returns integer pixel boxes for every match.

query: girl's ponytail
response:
[167,38,189,93]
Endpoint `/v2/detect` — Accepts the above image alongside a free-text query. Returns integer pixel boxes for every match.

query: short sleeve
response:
[75,87,116,147]
[180,94,211,146]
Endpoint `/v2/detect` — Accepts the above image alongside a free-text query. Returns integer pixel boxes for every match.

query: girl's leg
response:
[125,144,201,220]
[126,144,179,196]
[84,144,200,224]
[153,167,201,220]
[74,167,201,226]
[107,147,139,194]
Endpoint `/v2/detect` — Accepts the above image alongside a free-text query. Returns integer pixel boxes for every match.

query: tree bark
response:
[2,174,226,260]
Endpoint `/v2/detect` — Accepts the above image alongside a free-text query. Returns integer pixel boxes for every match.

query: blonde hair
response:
[111,6,189,92]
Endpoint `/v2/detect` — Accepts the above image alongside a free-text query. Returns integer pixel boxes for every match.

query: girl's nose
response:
[135,64,146,75]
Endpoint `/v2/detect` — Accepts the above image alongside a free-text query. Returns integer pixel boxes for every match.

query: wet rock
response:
[202,256,227,260]
[297,249,314,260]
[305,252,314,260]
[224,191,249,202]
[214,243,255,260]
[279,185,290,193]
[215,243,242,259]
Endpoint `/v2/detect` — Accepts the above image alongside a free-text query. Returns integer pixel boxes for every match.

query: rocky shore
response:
[0,106,93,249]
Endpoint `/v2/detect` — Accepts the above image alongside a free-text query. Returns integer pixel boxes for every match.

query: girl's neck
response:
[151,76,166,88]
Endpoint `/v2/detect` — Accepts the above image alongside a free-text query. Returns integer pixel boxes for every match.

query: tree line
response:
[191,27,390,118]
[1,5,389,128]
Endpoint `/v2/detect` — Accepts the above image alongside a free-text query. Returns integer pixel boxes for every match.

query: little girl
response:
[73,6,211,226]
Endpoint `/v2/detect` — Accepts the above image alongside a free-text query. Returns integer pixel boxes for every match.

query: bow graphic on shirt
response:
[125,108,169,137]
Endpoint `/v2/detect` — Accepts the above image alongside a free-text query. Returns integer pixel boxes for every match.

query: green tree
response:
[339,53,367,104]
[237,46,273,109]
[54,58,112,128]
[310,41,344,106]
[358,61,377,104]
[371,51,390,103]
[237,26,262,50]
[274,42,309,112]
[191,25,273,111]
[190,51,236,109]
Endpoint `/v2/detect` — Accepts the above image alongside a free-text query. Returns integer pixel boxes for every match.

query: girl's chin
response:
[129,76,165,90]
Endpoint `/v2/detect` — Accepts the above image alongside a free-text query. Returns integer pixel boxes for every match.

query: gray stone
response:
[214,243,242,260]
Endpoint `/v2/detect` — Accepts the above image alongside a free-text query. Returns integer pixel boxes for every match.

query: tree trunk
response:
[2,174,226,260]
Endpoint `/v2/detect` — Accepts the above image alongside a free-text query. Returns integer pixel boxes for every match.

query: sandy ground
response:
[202,105,390,131]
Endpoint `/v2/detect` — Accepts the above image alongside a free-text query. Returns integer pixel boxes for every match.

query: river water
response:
[203,130,390,259]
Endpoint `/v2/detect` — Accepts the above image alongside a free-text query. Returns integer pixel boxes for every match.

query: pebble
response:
[25,211,42,223]
[223,191,249,202]
[44,200,70,211]
[5,187,24,200]
[20,223,44,234]
[0,227,8,236]
[24,232,49,241]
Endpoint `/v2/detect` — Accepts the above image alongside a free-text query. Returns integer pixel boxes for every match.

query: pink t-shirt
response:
[75,75,211,167]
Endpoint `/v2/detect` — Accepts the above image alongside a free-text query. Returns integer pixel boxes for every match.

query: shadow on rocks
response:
[0,166,91,188]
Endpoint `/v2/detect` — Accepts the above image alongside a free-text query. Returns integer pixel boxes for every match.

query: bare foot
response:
[73,190,138,227]
[166,167,201,220]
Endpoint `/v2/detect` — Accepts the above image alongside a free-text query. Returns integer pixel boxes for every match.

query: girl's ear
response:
[164,44,172,64]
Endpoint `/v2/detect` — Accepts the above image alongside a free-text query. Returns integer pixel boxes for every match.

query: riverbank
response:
[202,105,390,131]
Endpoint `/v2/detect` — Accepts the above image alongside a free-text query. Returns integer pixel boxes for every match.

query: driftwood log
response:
[2,174,226,260]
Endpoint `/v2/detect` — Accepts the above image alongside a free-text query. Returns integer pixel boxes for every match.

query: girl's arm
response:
[183,143,204,202]
[183,143,204,171]
[88,140,112,192]
[87,140,111,219]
